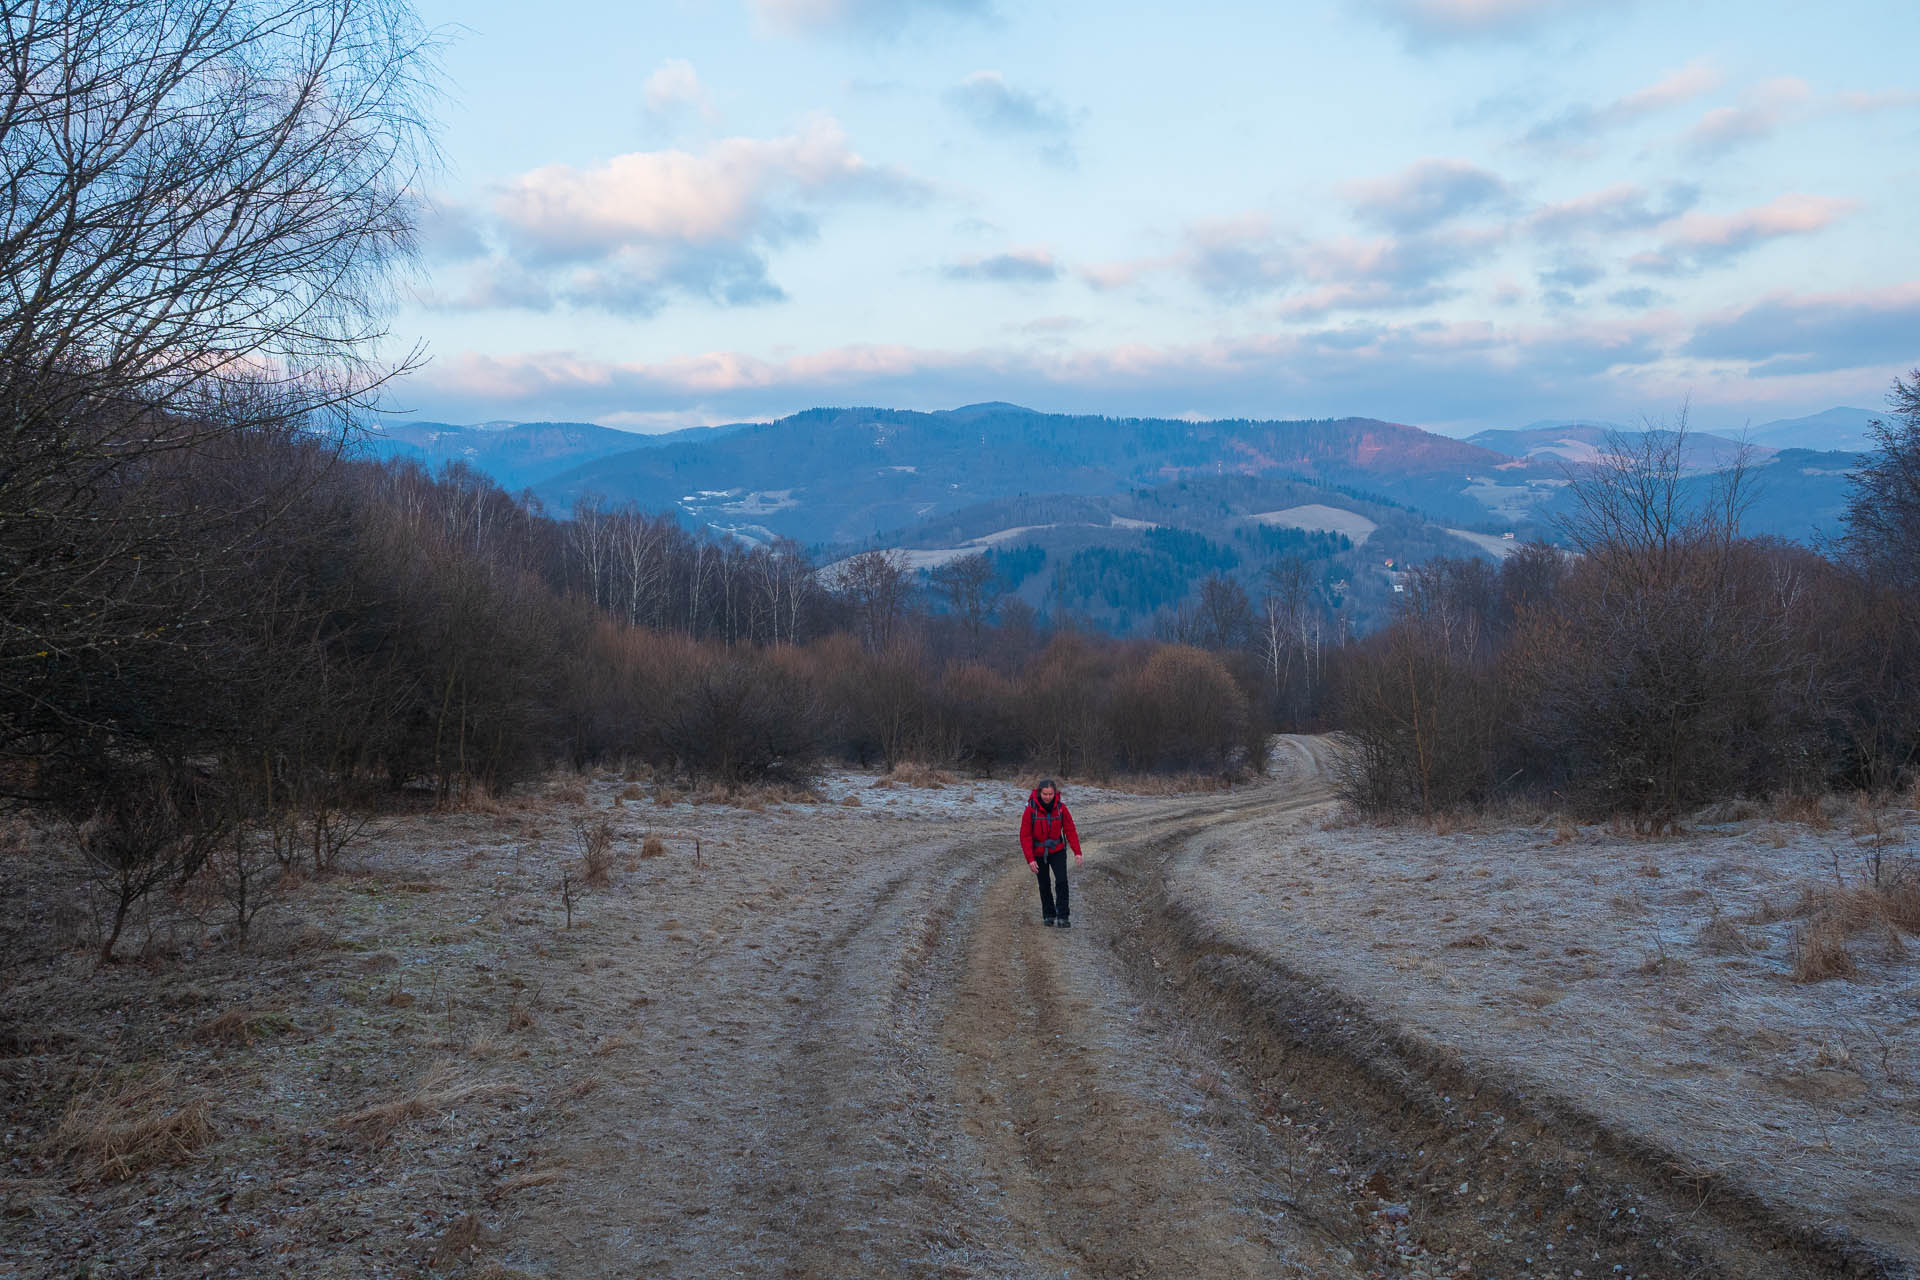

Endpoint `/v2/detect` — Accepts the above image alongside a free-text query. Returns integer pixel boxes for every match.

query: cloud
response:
[1520,59,1719,146]
[1341,158,1513,233]
[432,118,924,316]
[944,248,1060,283]
[1683,284,1920,376]
[1630,193,1857,276]
[416,200,489,262]
[1607,286,1664,309]
[1836,88,1920,113]
[1181,215,1296,298]
[1528,182,1698,238]
[1681,77,1811,158]
[1362,0,1618,47]
[946,71,1076,165]
[644,59,718,121]
[1537,256,1603,289]
[751,0,989,36]
[1085,214,1501,314]
[406,312,1685,432]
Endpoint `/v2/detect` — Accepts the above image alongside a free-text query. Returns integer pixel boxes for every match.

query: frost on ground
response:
[0,767,1136,1278]
[1175,743,1920,1266]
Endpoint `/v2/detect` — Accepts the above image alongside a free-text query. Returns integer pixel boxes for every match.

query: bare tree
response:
[929,552,999,658]
[836,549,912,652]
[0,0,439,782]
[1842,369,1920,598]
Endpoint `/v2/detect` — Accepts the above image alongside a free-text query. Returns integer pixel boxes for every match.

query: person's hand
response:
[1074,852,1083,866]
[1027,861,1039,873]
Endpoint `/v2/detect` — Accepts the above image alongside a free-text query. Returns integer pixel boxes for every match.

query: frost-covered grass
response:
[1174,775,1920,1265]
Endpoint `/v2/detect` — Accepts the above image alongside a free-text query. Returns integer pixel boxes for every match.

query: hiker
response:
[1020,778,1082,928]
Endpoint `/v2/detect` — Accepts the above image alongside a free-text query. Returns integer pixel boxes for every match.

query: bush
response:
[659,652,822,785]
[1107,645,1251,773]
[1328,617,1502,814]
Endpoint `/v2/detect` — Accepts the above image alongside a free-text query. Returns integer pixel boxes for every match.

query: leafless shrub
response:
[51,1067,216,1181]
[640,834,667,859]
[1331,641,1498,816]
[1107,644,1252,774]
[70,763,234,966]
[574,816,615,887]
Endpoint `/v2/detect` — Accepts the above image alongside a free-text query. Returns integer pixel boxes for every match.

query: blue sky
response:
[391,0,1920,436]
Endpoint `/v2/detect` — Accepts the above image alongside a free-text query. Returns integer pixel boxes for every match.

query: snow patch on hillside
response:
[1249,504,1377,543]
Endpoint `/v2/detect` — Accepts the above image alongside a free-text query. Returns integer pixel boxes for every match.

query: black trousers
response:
[1034,847,1070,920]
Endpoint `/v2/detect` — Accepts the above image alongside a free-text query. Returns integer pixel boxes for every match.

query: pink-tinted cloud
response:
[644,59,719,121]
[1364,0,1619,47]
[405,310,1689,432]
[751,0,989,35]
[1685,283,1920,376]
[1681,77,1811,158]
[425,119,925,317]
[1340,158,1514,232]
[1521,58,1719,146]
[494,117,921,264]
[1631,193,1857,275]
[1528,182,1698,238]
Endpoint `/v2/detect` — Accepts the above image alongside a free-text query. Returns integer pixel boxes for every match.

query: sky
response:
[389,0,1920,437]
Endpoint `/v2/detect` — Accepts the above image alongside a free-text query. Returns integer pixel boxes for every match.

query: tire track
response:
[941,782,1349,1279]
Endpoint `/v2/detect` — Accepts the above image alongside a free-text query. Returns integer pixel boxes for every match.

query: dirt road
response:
[10,745,1904,1277]
[492,739,1905,1279]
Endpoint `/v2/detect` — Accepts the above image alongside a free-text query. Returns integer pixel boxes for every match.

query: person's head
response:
[1036,778,1058,804]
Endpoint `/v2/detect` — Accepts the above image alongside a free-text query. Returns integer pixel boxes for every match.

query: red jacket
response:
[1019,788,1081,869]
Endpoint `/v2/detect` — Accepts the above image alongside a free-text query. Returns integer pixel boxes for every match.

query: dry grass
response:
[1775,874,1920,982]
[1789,913,1859,982]
[430,1212,499,1269]
[543,777,589,806]
[1086,770,1234,796]
[195,1006,295,1045]
[51,1066,216,1181]
[877,761,956,789]
[682,779,820,808]
[505,1002,538,1033]
[640,833,667,859]
[492,1160,568,1198]
[1771,791,1835,830]
[1696,915,1762,955]
[336,1060,520,1142]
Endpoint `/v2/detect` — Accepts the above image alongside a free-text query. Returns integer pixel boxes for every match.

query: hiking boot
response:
[1042,916,1057,927]
[1057,918,1072,929]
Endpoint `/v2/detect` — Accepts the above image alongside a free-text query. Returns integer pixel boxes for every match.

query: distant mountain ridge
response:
[529,403,1535,545]
[1466,423,1772,473]
[356,418,750,493]
[370,400,1869,634]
